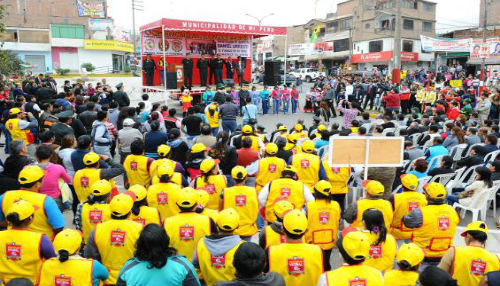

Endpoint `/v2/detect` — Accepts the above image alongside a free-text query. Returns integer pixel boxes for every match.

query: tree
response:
[0,4,23,76]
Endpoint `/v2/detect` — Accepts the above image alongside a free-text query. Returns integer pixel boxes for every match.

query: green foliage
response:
[0,4,5,34]
[56,68,71,75]
[0,50,23,76]
[80,62,95,72]
[124,66,131,73]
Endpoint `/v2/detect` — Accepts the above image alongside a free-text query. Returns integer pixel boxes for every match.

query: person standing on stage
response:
[214,54,225,85]
[182,54,194,89]
[158,56,167,87]
[142,54,156,86]
[209,54,216,85]
[197,54,209,87]
[225,56,235,82]
[235,56,246,86]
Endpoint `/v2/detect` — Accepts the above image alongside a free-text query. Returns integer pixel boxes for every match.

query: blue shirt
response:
[71,149,109,172]
[408,170,428,179]
[259,90,270,100]
[144,130,168,154]
[0,193,66,229]
[91,260,109,286]
[117,256,200,286]
[242,104,258,121]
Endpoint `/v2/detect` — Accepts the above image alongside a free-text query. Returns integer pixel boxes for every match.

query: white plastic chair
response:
[409,133,421,146]
[445,167,466,194]
[428,172,456,187]
[395,126,407,136]
[405,156,426,173]
[382,128,395,136]
[466,143,485,156]
[484,150,500,163]
[454,185,497,221]
[427,155,446,172]
[486,182,500,219]
[450,144,468,162]
[453,165,482,190]
[416,176,432,193]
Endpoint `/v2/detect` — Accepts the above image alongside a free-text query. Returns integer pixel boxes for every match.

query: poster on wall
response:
[165,38,186,56]
[216,40,251,57]
[420,35,471,53]
[186,39,217,56]
[77,1,106,18]
[88,19,113,31]
[469,38,500,63]
[142,37,160,54]
[288,42,333,56]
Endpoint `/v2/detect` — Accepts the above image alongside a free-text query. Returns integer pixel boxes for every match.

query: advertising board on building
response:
[83,40,134,53]
[420,35,471,53]
[77,0,106,18]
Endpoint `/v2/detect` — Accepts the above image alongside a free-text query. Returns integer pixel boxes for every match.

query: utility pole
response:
[480,0,488,83]
[132,0,144,60]
[392,0,402,84]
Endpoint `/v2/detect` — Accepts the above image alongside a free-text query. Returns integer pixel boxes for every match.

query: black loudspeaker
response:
[264,61,281,86]
[166,72,177,89]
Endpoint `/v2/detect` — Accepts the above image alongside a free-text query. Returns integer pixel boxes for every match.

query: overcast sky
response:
[107,0,479,35]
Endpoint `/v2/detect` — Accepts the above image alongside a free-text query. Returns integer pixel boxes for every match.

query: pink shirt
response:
[38,163,71,199]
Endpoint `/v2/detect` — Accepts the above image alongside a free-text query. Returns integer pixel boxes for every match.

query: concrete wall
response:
[16,51,53,73]
[77,49,113,70]
[480,0,500,27]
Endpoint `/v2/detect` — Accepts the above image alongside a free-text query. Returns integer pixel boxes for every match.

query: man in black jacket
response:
[235,56,246,86]
[36,83,56,104]
[113,83,130,108]
[209,54,216,85]
[457,145,485,168]
[197,54,209,87]
[225,57,234,82]
[142,54,156,86]
[182,54,194,89]
[214,54,224,85]
[78,102,98,135]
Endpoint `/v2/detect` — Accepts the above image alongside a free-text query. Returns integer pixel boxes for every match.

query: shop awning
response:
[438,52,469,58]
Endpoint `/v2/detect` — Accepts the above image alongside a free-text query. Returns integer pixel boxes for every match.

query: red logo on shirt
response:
[280,187,291,198]
[369,244,382,258]
[268,164,277,172]
[235,195,247,207]
[279,234,286,243]
[471,259,487,275]
[300,159,310,168]
[407,201,420,211]
[331,167,340,173]
[179,225,194,241]
[157,192,168,205]
[349,277,367,286]
[7,123,13,130]
[130,161,138,171]
[287,257,305,276]
[211,254,226,269]
[319,211,330,224]
[438,216,450,230]
[54,275,72,286]
[88,209,103,224]
[204,184,216,194]
[133,217,146,226]
[6,243,21,261]
[110,230,126,246]
[80,176,90,188]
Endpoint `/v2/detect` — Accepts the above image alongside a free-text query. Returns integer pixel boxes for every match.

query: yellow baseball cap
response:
[209,104,217,110]
[341,231,370,261]
[176,188,198,208]
[400,174,418,191]
[362,180,385,196]
[7,200,34,221]
[157,144,171,156]
[53,229,82,254]
[216,208,240,231]
[461,221,489,237]
[191,143,208,154]
[294,124,303,132]
[282,165,297,175]
[423,182,446,200]
[317,125,326,131]
[278,125,287,131]
[90,179,112,196]
[302,140,315,153]
[287,133,298,143]
[273,199,294,219]
[110,194,134,216]
[83,152,100,165]
[396,243,424,267]
[9,108,22,115]
[231,166,247,180]
[242,125,253,135]
[200,159,216,174]
[18,165,44,184]
[265,143,278,155]
[157,164,174,177]
[314,180,332,196]
[196,189,210,207]
[283,209,308,235]
[128,185,147,201]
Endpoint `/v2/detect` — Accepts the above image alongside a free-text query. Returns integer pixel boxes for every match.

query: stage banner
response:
[216,40,251,57]
[142,36,160,54]
[186,39,217,56]
[420,35,471,53]
[77,0,106,18]
[88,18,113,31]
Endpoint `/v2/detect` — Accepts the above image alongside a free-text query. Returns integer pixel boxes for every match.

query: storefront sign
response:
[160,19,286,36]
[420,35,471,53]
[401,52,418,61]
[351,51,393,63]
[83,40,133,53]
[77,0,106,18]
[288,42,333,56]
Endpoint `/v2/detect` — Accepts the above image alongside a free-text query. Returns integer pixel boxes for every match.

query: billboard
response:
[288,42,333,56]
[420,35,471,53]
[77,1,106,18]
[83,40,133,53]
[88,18,113,31]
[469,38,500,63]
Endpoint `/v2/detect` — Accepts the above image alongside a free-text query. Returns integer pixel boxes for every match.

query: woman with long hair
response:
[116,224,201,285]
[443,126,465,151]
[208,131,238,176]
[362,208,397,272]
[447,166,493,207]
[38,229,108,286]
[317,101,331,123]
[128,185,161,226]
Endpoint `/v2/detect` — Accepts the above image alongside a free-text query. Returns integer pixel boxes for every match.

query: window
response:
[339,18,352,31]
[365,23,371,29]
[379,19,394,31]
[0,29,18,42]
[334,38,350,52]
[376,0,393,9]
[423,2,434,12]
[326,21,338,33]
[319,27,326,37]
[403,19,414,30]
[369,40,383,52]
[422,21,433,32]
[51,24,85,39]
[402,0,418,9]
[18,30,49,43]
[402,40,413,52]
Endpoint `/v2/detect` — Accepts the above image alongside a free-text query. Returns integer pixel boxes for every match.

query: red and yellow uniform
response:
[73,168,102,202]
[181,93,193,112]
[255,156,286,192]
[193,174,227,210]
[130,206,161,226]
[305,199,341,250]
[222,185,258,237]
[81,203,110,243]
[196,238,243,286]
[322,162,350,194]
[290,151,320,190]
[147,182,182,221]
[391,191,427,240]
[124,154,152,187]
[363,231,397,272]
[165,212,211,261]
[351,198,393,230]
[323,264,384,286]
[451,246,500,286]
[38,258,94,286]
[150,158,177,179]
[264,178,306,223]
[206,107,220,129]
[6,114,34,145]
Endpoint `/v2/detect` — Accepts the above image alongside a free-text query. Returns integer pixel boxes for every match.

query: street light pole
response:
[245,13,275,26]
[480,0,488,84]
[393,0,402,84]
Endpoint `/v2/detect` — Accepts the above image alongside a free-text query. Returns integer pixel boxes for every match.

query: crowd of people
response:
[0,67,498,286]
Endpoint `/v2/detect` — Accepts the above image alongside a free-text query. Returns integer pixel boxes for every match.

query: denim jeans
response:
[160,70,165,86]
[262,100,269,114]
[221,120,237,134]
[273,99,280,114]
[186,135,198,148]
[291,99,298,113]
[0,124,11,154]
[282,98,289,114]
[211,127,219,136]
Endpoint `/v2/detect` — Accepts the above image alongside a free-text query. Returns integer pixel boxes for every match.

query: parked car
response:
[349,70,375,78]
[289,68,326,82]
[280,73,297,86]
